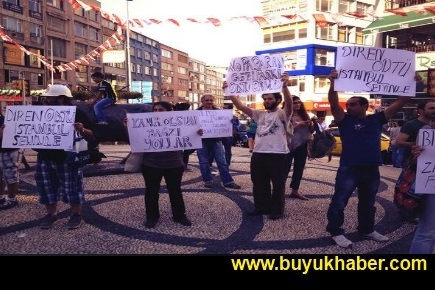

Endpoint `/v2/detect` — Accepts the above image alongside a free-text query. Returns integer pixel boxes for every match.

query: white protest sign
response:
[224,54,285,96]
[2,105,75,150]
[415,128,435,194]
[198,110,233,138]
[126,110,202,153]
[335,46,416,96]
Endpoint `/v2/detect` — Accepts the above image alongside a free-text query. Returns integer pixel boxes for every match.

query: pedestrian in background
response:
[284,96,314,201]
[0,111,23,210]
[226,72,293,220]
[395,100,435,254]
[247,119,257,153]
[222,103,240,166]
[325,69,412,248]
[34,84,93,230]
[388,119,405,168]
[196,94,241,189]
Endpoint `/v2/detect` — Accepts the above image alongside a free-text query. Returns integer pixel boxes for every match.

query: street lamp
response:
[126,0,133,92]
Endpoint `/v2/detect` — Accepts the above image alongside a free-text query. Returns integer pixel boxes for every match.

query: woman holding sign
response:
[125,102,203,229]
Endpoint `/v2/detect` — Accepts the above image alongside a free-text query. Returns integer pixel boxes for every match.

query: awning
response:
[363,12,435,34]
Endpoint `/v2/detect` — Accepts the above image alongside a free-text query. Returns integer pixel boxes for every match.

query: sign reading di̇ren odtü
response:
[224,54,285,96]
[335,46,416,96]
[2,105,76,150]
[127,110,202,153]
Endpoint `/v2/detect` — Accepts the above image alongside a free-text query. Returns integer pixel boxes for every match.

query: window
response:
[136,49,142,58]
[161,49,172,58]
[136,64,142,74]
[28,48,42,68]
[314,76,330,93]
[144,51,151,60]
[273,30,295,42]
[316,24,336,41]
[316,0,333,12]
[178,67,187,75]
[89,27,99,41]
[49,37,67,58]
[299,28,307,39]
[53,61,67,81]
[47,16,66,33]
[30,23,42,37]
[29,0,42,12]
[144,67,150,75]
[89,10,99,22]
[75,43,87,59]
[338,0,351,13]
[75,65,88,83]
[161,62,173,71]
[338,26,351,42]
[47,0,64,10]
[74,8,86,17]
[2,17,23,32]
[74,21,87,38]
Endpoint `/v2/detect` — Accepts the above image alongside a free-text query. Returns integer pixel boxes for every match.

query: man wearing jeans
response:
[196,95,241,189]
[325,69,413,248]
[90,71,117,125]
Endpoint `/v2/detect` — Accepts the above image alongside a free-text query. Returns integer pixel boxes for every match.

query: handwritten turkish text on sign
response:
[335,46,416,96]
[198,110,233,138]
[415,128,435,194]
[127,110,202,153]
[2,105,75,150]
[224,54,285,96]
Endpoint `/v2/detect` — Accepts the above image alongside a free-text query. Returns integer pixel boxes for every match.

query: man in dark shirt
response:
[35,84,93,230]
[90,71,117,125]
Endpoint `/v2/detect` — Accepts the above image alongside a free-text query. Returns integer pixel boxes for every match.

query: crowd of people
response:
[1,69,433,254]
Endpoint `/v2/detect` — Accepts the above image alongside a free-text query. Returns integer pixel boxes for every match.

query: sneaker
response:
[0,199,18,210]
[360,231,389,242]
[40,213,58,229]
[204,181,214,188]
[67,214,83,230]
[173,215,192,227]
[332,235,353,248]
[144,218,158,228]
[224,182,241,189]
[96,121,108,125]
[210,168,218,175]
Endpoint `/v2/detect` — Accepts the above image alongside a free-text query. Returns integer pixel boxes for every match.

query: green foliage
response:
[118,91,143,99]
[72,90,93,101]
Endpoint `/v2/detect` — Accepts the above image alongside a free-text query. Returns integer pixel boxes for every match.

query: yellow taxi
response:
[326,127,390,156]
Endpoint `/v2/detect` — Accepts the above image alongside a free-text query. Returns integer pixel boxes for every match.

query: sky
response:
[98,0,264,67]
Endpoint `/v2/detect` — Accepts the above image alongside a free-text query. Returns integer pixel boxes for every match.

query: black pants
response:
[141,165,186,219]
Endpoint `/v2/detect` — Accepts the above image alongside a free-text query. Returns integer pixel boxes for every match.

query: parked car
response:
[232,128,249,148]
[326,127,391,163]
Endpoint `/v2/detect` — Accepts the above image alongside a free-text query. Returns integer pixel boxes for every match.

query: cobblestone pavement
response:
[0,144,416,254]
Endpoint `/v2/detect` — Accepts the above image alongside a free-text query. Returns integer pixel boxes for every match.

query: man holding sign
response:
[395,100,435,254]
[325,69,416,248]
[33,84,93,230]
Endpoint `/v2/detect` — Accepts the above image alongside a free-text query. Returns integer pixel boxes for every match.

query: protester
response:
[325,69,413,248]
[388,119,405,168]
[247,119,257,153]
[395,100,435,254]
[90,71,118,125]
[196,94,241,189]
[127,102,203,228]
[0,111,23,210]
[225,72,293,220]
[35,84,93,230]
[284,96,314,200]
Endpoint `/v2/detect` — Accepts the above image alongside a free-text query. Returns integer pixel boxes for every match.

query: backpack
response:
[307,121,336,161]
[278,109,294,145]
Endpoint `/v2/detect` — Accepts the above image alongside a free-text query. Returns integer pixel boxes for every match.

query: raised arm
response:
[223,82,253,118]
[327,69,345,123]
[281,72,293,118]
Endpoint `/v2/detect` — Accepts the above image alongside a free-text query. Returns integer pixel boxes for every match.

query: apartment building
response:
[257,0,378,120]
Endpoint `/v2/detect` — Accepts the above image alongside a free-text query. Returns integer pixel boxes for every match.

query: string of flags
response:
[2,0,435,74]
